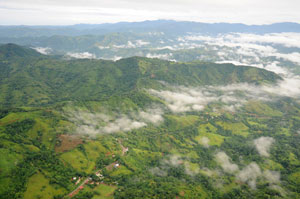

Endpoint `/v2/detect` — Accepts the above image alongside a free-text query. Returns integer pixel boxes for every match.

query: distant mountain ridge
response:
[0,43,42,59]
[0,43,281,108]
[1,20,300,38]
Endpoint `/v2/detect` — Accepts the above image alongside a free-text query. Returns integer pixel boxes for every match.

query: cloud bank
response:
[183,32,300,66]
[148,78,300,113]
[65,107,164,135]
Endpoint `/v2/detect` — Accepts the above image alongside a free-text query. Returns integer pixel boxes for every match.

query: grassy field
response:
[24,172,66,199]
[60,148,95,173]
[244,101,283,117]
[196,123,225,146]
[109,165,132,177]
[55,134,83,153]
[84,140,108,162]
[215,121,249,137]
[92,184,117,199]
[0,148,22,177]
[166,115,199,130]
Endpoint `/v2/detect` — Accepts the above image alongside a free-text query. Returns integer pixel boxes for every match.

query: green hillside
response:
[0,44,281,108]
[0,44,299,199]
[0,43,42,59]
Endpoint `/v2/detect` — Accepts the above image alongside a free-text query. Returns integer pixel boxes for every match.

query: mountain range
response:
[1,20,300,38]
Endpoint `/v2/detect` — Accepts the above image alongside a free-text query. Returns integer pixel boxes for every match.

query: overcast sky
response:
[0,0,299,25]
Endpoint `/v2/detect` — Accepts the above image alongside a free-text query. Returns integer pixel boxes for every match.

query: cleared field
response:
[92,184,117,199]
[245,101,282,117]
[196,123,225,146]
[60,148,95,173]
[55,134,83,153]
[215,121,249,137]
[24,172,65,199]
[166,115,199,130]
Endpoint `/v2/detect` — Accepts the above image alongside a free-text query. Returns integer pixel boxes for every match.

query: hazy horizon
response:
[1,19,300,27]
[0,0,299,25]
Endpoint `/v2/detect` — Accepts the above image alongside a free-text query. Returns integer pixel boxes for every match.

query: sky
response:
[0,0,299,25]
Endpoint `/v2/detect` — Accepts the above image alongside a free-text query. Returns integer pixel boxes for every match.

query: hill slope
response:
[0,44,281,108]
[0,43,42,59]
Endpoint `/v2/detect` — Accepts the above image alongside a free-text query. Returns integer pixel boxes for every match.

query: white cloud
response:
[149,62,300,113]
[146,53,172,60]
[32,47,52,55]
[66,52,96,59]
[156,46,177,50]
[214,152,282,190]
[101,117,146,134]
[149,167,167,177]
[148,83,266,113]
[215,152,239,174]
[262,76,300,98]
[111,40,149,49]
[155,154,201,176]
[185,33,300,66]
[99,56,122,61]
[135,40,150,46]
[139,108,164,125]
[237,162,262,189]
[97,45,110,50]
[162,155,183,167]
[236,163,281,189]
[253,137,275,157]
[149,87,214,112]
[264,61,289,75]
[263,170,281,184]
[112,56,123,61]
[200,137,210,148]
[274,52,300,64]
[65,107,164,135]
[215,60,253,66]
[227,32,300,48]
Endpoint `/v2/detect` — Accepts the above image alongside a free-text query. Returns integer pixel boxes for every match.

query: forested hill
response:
[0,43,43,59]
[0,43,281,108]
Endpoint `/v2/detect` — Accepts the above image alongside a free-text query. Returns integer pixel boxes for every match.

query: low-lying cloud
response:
[182,32,300,66]
[216,151,281,190]
[149,75,300,113]
[32,47,52,55]
[150,154,201,177]
[253,137,275,157]
[215,152,239,174]
[237,162,262,189]
[200,136,210,148]
[67,52,96,59]
[64,107,164,135]
[146,53,172,60]
[112,40,150,49]
[236,162,281,189]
